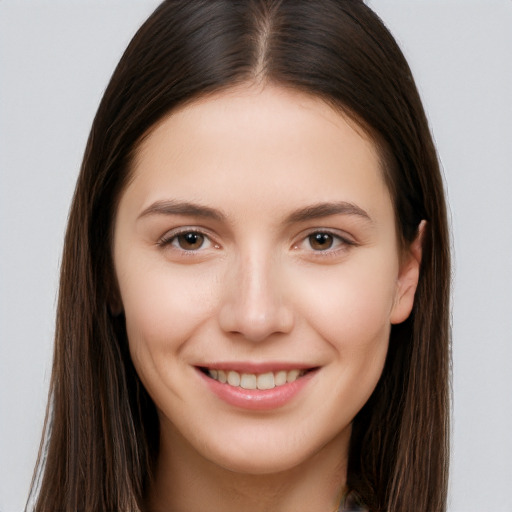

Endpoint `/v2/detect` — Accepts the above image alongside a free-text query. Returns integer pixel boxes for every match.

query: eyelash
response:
[295,230,356,257]
[158,228,217,252]
[157,228,356,257]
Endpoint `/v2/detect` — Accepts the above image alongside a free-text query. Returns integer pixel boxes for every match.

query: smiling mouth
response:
[199,368,315,390]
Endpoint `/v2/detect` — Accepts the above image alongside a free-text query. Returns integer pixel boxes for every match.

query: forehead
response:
[135,84,379,166]
[122,85,392,225]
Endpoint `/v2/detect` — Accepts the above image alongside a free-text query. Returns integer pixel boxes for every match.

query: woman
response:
[28,1,450,511]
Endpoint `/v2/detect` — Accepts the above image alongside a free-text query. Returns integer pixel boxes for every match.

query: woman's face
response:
[113,85,420,475]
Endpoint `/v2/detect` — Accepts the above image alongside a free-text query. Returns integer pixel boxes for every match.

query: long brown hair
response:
[28,1,450,511]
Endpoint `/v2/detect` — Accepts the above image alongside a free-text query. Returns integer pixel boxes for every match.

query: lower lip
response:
[197,369,316,411]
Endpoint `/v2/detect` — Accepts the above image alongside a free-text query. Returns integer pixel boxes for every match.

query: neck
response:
[145,420,350,512]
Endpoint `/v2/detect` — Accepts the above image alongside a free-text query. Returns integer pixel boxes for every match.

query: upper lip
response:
[196,362,318,373]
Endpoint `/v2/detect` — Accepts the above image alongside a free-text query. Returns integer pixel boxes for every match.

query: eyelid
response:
[157,226,219,251]
[156,226,356,257]
[293,228,356,254]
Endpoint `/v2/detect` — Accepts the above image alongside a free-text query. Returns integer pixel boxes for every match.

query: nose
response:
[218,252,294,342]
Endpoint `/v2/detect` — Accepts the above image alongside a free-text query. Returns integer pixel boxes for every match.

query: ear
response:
[390,220,425,325]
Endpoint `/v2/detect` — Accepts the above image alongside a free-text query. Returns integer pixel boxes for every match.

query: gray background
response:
[1,1,511,511]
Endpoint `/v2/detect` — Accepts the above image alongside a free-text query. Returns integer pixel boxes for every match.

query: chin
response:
[197,421,351,477]
[209,446,312,476]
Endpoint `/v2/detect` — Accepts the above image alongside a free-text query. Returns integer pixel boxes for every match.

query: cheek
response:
[117,258,220,363]
[291,256,397,419]
[293,252,398,352]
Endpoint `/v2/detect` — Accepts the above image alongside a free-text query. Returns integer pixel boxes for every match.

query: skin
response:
[113,85,422,512]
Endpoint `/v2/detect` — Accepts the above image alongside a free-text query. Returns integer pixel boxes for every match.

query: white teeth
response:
[207,368,307,389]
[227,371,240,386]
[274,370,287,386]
[286,369,300,383]
[257,372,275,390]
[240,373,257,390]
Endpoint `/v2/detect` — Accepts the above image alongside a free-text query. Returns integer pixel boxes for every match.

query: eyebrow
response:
[137,200,225,222]
[284,201,373,224]
[137,199,372,224]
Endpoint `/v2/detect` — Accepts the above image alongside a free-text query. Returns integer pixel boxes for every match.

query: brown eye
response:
[308,233,334,250]
[176,232,206,250]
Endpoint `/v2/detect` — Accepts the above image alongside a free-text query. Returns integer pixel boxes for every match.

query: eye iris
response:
[178,232,204,250]
[309,233,333,250]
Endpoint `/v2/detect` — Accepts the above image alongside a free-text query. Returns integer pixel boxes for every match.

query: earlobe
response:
[390,220,426,325]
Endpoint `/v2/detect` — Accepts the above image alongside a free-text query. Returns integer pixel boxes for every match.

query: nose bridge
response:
[218,244,293,342]
[240,250,276,314]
